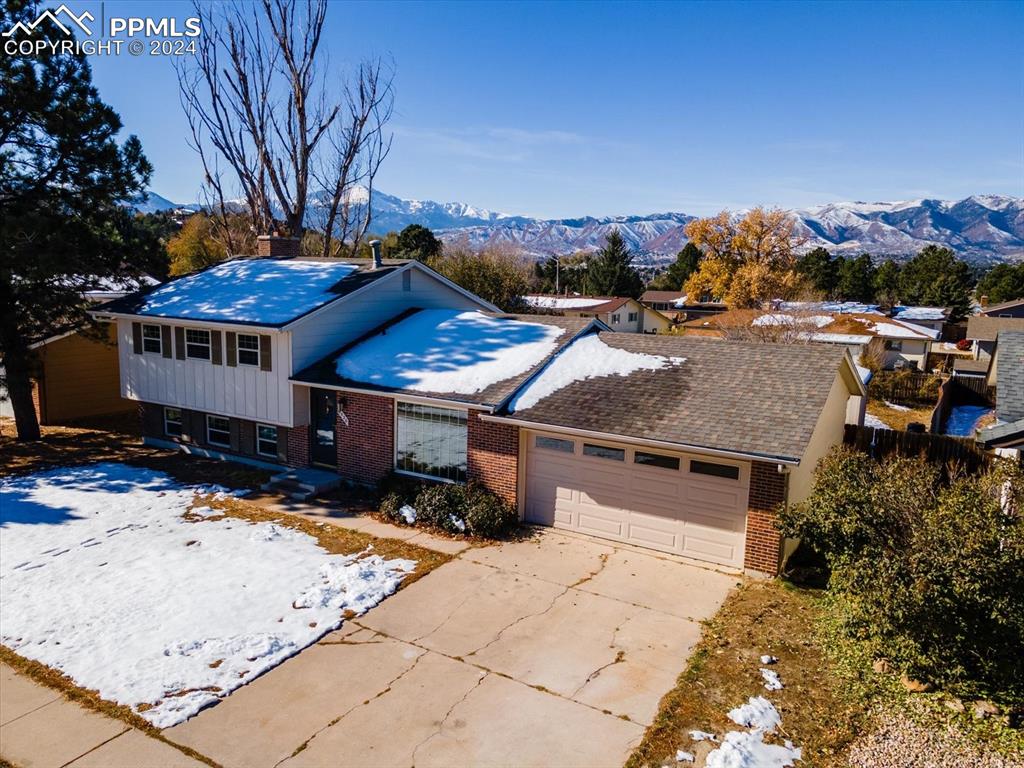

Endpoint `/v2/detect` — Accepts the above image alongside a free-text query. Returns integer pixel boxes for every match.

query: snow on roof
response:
[871,320,940,339]
[804,332,873,345]
[522,295,610,310]
[779,300,882,315]
[509,333,683,413]
[752,314,833,328]
[892,306,947,321]
[336,310,566,395]
[135,259,358,325]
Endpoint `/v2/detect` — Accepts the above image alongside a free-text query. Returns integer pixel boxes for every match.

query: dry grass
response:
[626,580,863,768]
[866,400,935,432]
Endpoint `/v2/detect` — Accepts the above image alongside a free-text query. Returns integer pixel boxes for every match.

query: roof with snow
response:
[522,295,633,314]
[97,258,409,327]
[500,333,855,463]
[892,306,949,322]
[293,309,593,408]
[683,310,940,341]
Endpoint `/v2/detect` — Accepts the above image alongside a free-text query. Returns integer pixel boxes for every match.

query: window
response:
[610,313,621,324]
[690,459,739,480]
[884,339,903,352]
[535,435,574,453]
[395,402,467,482]
[256,424,278,457]
[186,328,211,360]
[583,443,625,461]
[206,415,230,447]
[164,407,182,437]
[628,312,638,323]
[237,334,260,366]
[634,451,680,470]
[142,324,162,354]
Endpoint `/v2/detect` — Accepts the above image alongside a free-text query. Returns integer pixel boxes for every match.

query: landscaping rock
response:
[872,658,892,674]
[944,697,965,713]
[899,674,932,693]
[972,700,999,720]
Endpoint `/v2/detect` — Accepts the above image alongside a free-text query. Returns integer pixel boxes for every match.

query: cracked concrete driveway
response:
[164,529,738,768]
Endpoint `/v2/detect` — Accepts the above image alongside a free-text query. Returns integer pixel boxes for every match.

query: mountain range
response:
[137,190,1024,265]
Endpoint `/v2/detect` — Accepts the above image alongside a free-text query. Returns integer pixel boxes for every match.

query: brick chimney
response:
[257,234,301,259]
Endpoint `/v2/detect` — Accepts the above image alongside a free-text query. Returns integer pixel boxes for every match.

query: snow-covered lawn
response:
[0,463,416,728]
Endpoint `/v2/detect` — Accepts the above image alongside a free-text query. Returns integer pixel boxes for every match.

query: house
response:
[963,315,1024,364]
[889,305,950,335]
[979,297,1024,319]
[97,236,865,576]
[640,290,728,321]
[521,294,670,333]
[680,309,939,371]
[0,276,159,425]
[977,330,1024,455]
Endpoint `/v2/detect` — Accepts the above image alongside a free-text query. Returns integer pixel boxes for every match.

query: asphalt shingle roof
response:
[501,333,851,463]
[966,316,1024,342]
[996,331,1024,423]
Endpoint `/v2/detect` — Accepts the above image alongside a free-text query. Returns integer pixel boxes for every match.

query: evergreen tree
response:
[394,224,442,262]
[872,259,902,306]
[585,231,643,297]
[898,245,974,321]
[835,254,876,303]
[796,247,839,297]
[976,263,1024,304]
[649,243,702,291]
[0,0,159,440]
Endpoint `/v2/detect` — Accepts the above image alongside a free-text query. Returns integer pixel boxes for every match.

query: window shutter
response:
[211,331,223,365]
[174,327,185,360]
[131,322,143,354]
[226,332,237,367]
[259,335,272,371]
[160,325,172,358]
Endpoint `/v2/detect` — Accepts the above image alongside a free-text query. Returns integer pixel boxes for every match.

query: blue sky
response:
[79,0,1024,217]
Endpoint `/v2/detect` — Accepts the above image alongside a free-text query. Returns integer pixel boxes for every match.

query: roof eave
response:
[287,379,496,412]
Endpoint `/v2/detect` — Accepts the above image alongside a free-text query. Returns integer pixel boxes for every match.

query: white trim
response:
[141,323,163,355]
[301,380,487,412]
[205,414,231,448]
[28,328,79,350]
[87,309,281,334]
[185,328,212,360]
[255,422,278,458]
[163,406,182,437]
[393,399,469,483]
[236,332,261,367]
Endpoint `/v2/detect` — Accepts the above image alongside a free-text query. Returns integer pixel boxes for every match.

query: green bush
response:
[779,447,1024,701]
[464,485,518,538]
[375,472,519,539]
[378,492,405,524]
[414,482,469,534]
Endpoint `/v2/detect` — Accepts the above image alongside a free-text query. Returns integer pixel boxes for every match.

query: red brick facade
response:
[744,461,787,575]
[284,425,310,468]
[335,391,394,485]
[256,235,301,258]
[467,409,520,506]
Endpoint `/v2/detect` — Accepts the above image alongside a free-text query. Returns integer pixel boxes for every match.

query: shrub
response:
[377,472,425,506]
[413,482,469,535]
[378,492,405,524]
[867,369,940,404]
[780,447,1024,701]
[464,485,518,538]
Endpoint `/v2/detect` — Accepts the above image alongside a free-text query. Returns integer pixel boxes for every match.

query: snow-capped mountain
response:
[138,190,1024,263]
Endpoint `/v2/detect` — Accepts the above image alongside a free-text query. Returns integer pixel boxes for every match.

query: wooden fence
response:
[844,424,991,473]
[870,370,993,405]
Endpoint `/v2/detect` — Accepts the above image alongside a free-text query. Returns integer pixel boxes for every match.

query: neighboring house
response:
[681,310,939,371]
[979,297,1024,319]
[0,276,159,425]
[963,315,1024,363]
[640,290,728,321]
[889,305,949,335]
[978,330,1024,455]
[96,238,866,576]
[521,294,670,333]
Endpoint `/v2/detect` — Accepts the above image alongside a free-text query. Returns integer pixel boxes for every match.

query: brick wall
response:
[336,392,394,485]
[256,235,301,258]
[284,424,310,468]
[744,461,787,575]
[466,410,520,506]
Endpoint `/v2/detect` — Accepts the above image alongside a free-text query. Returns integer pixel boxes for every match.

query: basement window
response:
[256,424,278,458]
[395,402,467,483]
[185,329,211,360]
[582,443,625,461]
[206,415,230,448]
[164,407,182,437]
[690,459,740,480]
[237,334,260,367]
[142,324,162,354]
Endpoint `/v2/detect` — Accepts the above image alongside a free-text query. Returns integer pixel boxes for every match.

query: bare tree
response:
[715,309,824,344]
[177,0,393,256]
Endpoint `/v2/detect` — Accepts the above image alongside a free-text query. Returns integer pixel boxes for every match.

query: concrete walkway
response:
[164,529,738,768]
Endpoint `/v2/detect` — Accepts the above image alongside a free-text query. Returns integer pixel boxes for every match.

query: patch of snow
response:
[690,730,719,742]
[855,363,873,385]
[705,731,803,768]
[676,749,695,763]
[0,463,416,728]
[760,655,778,665]
[336,310,565,395]
[399,504,417,524]
[449,515,466,533]
[137,259,358,325]
[804,332,872,345]
[752,313,832,328]
[864,413,891,430]
[892,306,946,321]
[884,401,911,412]
[761,668,784,691]
[727,696,782,732]
[509,334,681,412]
[871,321,938,340]
[522,295,608,310]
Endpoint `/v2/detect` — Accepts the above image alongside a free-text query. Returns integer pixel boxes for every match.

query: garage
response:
[523,430,750,569]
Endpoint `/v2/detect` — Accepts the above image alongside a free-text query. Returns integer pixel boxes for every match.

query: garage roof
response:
[498,333,855,463]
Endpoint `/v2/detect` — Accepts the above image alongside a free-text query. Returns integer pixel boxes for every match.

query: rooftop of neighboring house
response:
[979,297,1024,316]
[640,290,686,305]
[890,305,950,322]
[965,315,1024,342]
[521,294,634,314]
[680,309,940,342]
[978,330,1024,449]
[95,257,415,327]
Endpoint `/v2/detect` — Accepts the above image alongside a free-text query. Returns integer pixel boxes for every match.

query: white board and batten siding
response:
[289,266,487,373]
[118,319,294,426]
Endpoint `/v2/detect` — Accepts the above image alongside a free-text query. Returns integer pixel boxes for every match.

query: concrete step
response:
[261,467,342,501]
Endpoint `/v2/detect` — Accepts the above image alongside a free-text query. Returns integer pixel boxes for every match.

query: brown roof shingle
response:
[966,316,1024,342]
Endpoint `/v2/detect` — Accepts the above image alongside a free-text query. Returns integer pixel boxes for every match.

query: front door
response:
[310,389,338,467]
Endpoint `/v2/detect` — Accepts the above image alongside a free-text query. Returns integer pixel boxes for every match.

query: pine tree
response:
[976,263,1024,304]
[649,243,702,291]
[796,247,839,297]
[898,246,974,321]
[585,231,643,297]
[835,254,876,303]
[872,259,902,306]
[0,1,160,440]
[394,224,442,262]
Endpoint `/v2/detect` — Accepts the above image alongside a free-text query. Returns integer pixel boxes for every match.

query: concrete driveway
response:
[165,529,738,768]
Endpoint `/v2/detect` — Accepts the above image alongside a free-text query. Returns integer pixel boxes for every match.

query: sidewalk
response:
[0,664,206,768]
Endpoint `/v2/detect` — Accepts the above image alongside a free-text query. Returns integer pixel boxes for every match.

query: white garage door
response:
[524,431,750,569]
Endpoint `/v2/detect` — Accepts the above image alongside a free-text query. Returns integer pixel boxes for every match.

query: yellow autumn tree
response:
[682,207,807,308]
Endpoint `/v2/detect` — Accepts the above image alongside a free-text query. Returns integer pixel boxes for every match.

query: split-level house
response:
[95,236,866,576]
[521,295,671,333]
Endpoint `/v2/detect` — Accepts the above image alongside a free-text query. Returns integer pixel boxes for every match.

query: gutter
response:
[478,413,802,466]
[87,309,282,334]
[288,379,497,413]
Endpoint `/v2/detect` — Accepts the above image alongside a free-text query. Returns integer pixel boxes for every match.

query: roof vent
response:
[369,239,383,270]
